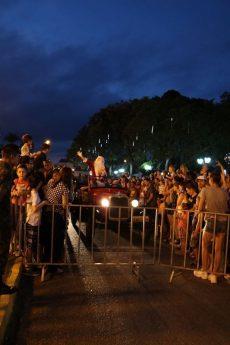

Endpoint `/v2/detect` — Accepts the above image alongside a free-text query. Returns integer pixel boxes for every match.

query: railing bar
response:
[224,215,230,274]
[183,210,190,268]
[51,205,55,264]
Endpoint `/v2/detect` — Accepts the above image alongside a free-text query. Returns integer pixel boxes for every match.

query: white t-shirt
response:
[21,143,30,156]
[26,189,41,226]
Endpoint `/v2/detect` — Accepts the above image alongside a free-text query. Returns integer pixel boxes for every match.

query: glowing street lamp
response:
[45,139,51,145]
[204,157,211,164]
[197,158,204,165]
[144,164,152,171]
[197,157,211,165]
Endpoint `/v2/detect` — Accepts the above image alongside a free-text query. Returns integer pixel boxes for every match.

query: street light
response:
[144,164,152,171]
[197,158,204,165]
[44,139,51,145]
[204,157,211,164]
[197,157,211,165]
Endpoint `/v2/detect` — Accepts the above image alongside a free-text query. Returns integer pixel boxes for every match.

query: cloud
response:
[0,23,229,161]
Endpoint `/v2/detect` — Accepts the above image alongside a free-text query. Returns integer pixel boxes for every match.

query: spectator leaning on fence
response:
[41,168,69,270]
[24,174,48,274]
[194,171,229,283]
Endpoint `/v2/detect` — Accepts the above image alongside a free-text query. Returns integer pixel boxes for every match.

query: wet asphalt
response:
[10,222,230,345]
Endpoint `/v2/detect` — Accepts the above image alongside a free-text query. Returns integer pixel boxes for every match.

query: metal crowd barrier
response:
[15,203,230,282]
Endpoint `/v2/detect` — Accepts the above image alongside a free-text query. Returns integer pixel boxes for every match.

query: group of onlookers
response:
[110,163,229,284]
[0,133,229,294]
[77,161,230,284]
[0,134,75,293]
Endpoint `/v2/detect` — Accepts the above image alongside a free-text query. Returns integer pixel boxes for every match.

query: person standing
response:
[24,174,48,273]
[41,169,69,267]
[11,164,30,254]
[194,172,229,283]
[0,144,19,294]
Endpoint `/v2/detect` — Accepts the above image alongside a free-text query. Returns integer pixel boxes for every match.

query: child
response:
[25,175,48,273]
[11,164,30,206]
[21,134,33,158]
[11,164,30,254]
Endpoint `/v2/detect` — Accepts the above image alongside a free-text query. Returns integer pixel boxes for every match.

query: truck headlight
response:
[131,199,139,208]
[101,198,110,207]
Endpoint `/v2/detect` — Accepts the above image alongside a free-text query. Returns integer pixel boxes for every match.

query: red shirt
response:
[11,178,30,206]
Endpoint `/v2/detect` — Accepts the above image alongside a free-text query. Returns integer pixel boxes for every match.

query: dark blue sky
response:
[0,0,229,161]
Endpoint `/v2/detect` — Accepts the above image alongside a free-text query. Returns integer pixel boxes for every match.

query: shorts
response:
[204,219,228,234]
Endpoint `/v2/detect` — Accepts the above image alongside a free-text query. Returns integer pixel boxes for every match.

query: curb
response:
[0,257,23,344]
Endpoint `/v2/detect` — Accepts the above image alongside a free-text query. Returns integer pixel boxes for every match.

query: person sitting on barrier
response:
[33,143,51,172]
[21,133,34,158]
[194,171,229,284]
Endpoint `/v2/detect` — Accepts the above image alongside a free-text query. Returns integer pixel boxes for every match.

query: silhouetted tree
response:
[68,90,230,171]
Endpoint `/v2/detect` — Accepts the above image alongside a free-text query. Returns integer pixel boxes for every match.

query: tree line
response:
[67,90,230,171]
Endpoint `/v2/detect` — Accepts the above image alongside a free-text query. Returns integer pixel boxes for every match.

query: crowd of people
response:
[0,133,229,294]
[76,161,230,284]
[0,135,74,292]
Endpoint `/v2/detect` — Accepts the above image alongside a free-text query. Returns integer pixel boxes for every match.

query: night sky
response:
[0,0,229,161]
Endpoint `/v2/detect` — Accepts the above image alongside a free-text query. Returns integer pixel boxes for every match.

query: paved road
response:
[12,222,230,345]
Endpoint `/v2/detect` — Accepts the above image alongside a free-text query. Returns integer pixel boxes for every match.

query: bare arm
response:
[198,191,205,213]
[216,161,226,188]
[77,151,87,163]
[31,200,48,212]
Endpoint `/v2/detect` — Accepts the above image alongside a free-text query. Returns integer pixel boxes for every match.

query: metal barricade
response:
[16,203,230,283]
